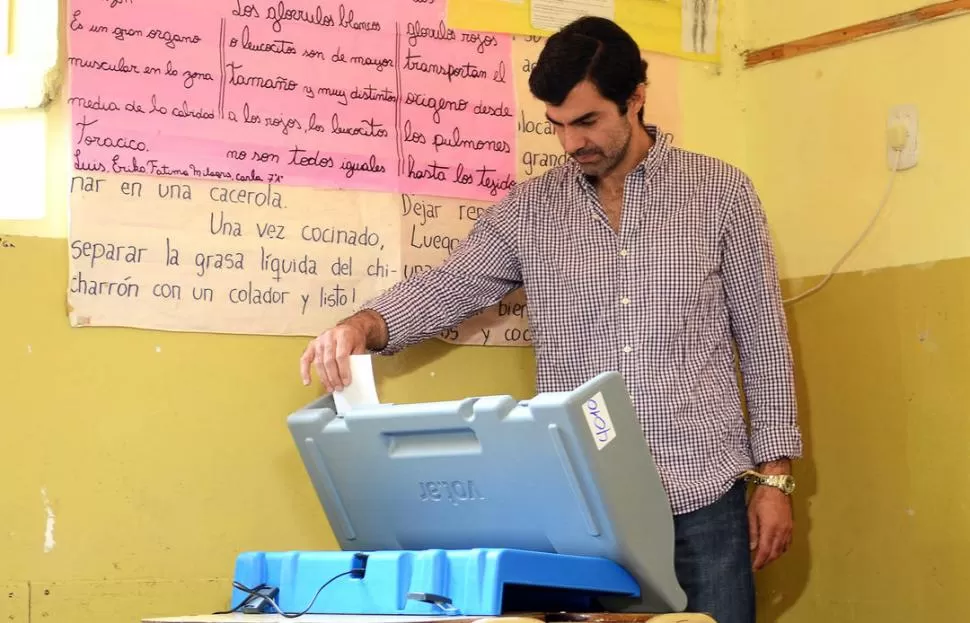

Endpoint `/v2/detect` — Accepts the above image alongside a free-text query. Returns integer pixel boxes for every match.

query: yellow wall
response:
[744,1,970,620]
[745,0,970,279]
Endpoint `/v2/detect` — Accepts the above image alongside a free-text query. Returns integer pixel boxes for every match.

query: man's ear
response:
[627,83,646,118]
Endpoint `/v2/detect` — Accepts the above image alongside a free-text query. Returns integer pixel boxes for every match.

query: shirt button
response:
[620,296,630,305]
[619,249,629,257]
[622,346,632,353]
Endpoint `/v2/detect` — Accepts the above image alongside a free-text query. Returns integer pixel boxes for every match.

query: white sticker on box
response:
[582,391,616,450]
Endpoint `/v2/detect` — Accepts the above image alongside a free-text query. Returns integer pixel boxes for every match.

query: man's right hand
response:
[300,324,367,391]
[300,310,388,391]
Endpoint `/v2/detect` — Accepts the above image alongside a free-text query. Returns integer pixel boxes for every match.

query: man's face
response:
[544,79,638,178]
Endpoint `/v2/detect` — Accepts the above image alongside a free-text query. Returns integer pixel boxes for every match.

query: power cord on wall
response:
[782,128,908,305]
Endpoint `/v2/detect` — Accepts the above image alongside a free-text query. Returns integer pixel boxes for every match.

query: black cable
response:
[212,582,270,616]
[215,569,354,618]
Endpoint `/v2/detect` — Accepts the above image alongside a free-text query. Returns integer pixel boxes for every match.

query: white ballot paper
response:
[333,354,382,415]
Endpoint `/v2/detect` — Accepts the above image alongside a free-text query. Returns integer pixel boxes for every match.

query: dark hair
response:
[528,16,647,121]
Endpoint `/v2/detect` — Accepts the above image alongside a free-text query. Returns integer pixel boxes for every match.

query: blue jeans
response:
[673,480,755,623]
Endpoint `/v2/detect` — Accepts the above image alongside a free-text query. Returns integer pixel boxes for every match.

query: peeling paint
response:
[26,345,32,354]
[155,346,161,353]
[41,488,55,553]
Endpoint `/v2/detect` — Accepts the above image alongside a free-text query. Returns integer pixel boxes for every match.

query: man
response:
[299,16,802,623]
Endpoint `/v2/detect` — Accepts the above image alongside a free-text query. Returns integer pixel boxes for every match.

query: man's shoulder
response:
[667,146,754,192]
[472,165,574,227]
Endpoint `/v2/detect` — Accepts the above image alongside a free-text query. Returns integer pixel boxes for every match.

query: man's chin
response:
[578,162,607,177]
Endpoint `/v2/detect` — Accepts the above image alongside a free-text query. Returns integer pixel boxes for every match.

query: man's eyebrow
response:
[545,111,598,126]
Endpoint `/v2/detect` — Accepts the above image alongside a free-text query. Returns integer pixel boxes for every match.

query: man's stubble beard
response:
[583,119,633,180]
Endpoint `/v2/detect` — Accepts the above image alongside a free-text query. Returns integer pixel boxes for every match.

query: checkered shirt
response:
[364,126,803,515]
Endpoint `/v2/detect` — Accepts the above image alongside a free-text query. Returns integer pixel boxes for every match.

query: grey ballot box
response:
[287,370,688,613]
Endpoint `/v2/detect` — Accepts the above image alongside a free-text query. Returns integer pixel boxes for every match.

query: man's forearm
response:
[758,458,792,475]
[338,309,389,351]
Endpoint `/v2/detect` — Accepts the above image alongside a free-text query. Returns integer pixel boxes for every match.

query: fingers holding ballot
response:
[300,313,384,414]
[300,324,368,392]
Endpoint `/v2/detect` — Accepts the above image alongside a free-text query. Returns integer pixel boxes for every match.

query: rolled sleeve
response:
[721,174,803,465]
[750,424,804,466]
[361,191,524,355]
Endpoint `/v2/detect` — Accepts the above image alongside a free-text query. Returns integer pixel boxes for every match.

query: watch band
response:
[742,469,796,495]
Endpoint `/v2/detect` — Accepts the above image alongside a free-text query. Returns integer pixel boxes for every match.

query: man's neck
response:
[596,125,654,195]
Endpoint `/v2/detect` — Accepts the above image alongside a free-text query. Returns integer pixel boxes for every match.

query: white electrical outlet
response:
[887,104,918,170]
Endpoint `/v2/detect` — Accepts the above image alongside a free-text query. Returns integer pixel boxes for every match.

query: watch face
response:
[766,475,795,495]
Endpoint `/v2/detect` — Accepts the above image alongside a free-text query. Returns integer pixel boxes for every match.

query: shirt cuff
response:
[750,424,803,465]
[360,291,411,356]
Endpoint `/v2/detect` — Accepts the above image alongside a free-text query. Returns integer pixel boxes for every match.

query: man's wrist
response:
[757,458,792,476]
[744,458,796,496]
[338,309,389,351]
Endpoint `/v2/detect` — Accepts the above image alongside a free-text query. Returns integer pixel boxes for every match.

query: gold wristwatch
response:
[742,470,796,495]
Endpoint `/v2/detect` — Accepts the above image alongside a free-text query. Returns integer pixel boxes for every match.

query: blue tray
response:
[230,548,641,616]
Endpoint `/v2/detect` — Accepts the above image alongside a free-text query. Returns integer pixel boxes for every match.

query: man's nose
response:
[561,128,585,154]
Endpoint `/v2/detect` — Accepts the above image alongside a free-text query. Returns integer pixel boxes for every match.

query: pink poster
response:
[66,0,517,201]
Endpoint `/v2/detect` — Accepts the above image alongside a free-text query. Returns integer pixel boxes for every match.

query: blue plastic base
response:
[230,548,641,616]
